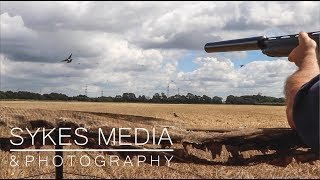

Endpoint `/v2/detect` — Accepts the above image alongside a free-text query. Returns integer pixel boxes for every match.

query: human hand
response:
[288,32,319,68]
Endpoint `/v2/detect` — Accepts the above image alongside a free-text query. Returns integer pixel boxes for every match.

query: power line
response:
[167,80,175,97]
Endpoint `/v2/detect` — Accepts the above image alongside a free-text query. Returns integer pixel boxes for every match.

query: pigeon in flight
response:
[61,53,73,63]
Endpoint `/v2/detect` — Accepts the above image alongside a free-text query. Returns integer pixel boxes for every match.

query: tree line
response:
[0,91,285,105]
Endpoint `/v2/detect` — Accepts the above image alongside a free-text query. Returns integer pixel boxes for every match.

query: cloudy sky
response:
[0,1,319,99]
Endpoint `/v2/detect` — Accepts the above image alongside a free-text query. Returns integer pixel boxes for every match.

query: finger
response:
[288,48,296,62]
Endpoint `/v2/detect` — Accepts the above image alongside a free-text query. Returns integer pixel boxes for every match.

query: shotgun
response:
[204,31,319,57]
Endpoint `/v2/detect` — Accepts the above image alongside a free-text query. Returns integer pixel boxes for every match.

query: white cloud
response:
[0,1,316,98]
[0,13,36,40]
[177,57,297,98]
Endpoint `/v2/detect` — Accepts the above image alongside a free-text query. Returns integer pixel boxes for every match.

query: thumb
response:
[298,32,310,45]
[298,31,317,49]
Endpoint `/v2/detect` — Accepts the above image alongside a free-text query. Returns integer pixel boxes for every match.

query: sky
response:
[0,1,319,99]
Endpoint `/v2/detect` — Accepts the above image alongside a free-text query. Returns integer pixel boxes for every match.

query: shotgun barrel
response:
[204,31,320,57]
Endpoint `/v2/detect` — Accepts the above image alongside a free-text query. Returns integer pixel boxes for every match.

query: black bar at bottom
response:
[55,129,63,179]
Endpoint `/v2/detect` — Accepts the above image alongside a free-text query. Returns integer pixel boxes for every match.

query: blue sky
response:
[178,50,278,72]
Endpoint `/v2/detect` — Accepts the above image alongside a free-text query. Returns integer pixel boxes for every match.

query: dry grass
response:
[0,101,289,129]
[0,101,319,179]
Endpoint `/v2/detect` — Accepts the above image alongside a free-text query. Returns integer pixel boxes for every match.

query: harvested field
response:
[0,101,319,179]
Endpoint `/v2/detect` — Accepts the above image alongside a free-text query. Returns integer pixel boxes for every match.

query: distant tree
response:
[160,92,167,102]
[0,89,285,105]
[95,96,113,102]
[43,93,68,101]
[4,91,16,99]
[186,93,195,103]
[16,91,42,100]
[114,95,123,102]
[0,91,6,99]
[138,95,147,102]
[226,95,235,104]
[200,95,211,104]
[152,93,161,103]
[212,96,223,104]
[225,94,285,105]
[122,93,136,102]
[71,95,89,101]
[169,94,185,104]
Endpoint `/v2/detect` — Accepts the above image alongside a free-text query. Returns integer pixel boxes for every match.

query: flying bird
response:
[61,53,73,63]
[240,65,245,68]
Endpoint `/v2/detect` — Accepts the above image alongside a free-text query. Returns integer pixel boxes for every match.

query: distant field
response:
[0,101,319,179]
[0,100,289,129]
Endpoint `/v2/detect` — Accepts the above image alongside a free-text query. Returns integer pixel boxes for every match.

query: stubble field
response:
[0,101,319,179]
